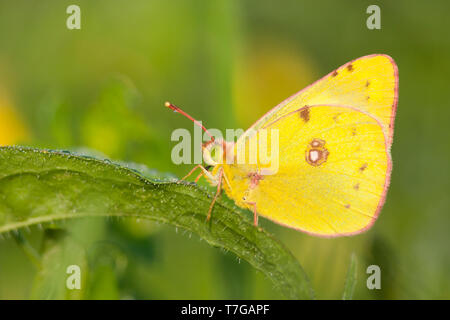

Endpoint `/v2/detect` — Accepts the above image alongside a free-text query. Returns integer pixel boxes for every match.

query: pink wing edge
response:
[254,104,395,238]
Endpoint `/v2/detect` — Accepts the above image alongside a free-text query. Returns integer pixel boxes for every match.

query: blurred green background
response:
[0,0,449,299]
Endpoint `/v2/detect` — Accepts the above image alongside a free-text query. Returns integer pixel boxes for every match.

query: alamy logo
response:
[167,103,280,174]
[366,5,381,30]
[171,124,280,174]
[66,264,81,290]
[66,5,81,30]
[366,264,381,289]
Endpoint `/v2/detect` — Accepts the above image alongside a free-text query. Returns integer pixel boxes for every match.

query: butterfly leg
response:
[194,172,204,183]
[206,167,223,222]
[178,164,202,182]
[245,201,259,226]
[179,164,213,184]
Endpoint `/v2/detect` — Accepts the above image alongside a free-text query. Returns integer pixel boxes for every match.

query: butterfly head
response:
[165,101,235,168]
[202,138,234,166]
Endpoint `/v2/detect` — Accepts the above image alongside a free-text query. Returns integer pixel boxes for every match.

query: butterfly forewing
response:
[242,54,398,147]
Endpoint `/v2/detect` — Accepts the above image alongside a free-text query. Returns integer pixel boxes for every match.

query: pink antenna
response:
[165,102,215,141]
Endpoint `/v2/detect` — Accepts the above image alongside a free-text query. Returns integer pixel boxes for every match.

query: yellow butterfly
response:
[166,54,398,237]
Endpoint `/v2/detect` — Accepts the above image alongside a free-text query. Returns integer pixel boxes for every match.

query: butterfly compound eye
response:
[202,138,225,166]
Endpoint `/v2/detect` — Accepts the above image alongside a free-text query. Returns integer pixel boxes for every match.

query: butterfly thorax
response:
[202,138,233,167]
[201,138,255,209]
[212,164,254,209]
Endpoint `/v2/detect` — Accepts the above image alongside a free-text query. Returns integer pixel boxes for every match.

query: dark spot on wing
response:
[299,106,310,122]
[345,204,351,209]
[332,70,338,77]
[333,113,342,122]
[305,139,329,166]
[366,95,370,101]
[359,163,368,171]
[366,80,370,87]
[351,128,357,136]
[248,172,263,189]
[354,183,360,190]
[347,64,354,72]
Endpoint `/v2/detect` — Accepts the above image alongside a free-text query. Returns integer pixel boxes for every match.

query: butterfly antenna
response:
[165,102,215,141]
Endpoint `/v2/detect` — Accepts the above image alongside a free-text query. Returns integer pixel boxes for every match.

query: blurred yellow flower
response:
[233,40,317,128]
[0,88,28,145]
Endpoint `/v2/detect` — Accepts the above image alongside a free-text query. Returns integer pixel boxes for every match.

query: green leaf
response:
[342,253,357,300]
[0,146,314,299]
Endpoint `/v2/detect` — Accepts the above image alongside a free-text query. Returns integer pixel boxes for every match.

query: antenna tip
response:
[164,101,171,108]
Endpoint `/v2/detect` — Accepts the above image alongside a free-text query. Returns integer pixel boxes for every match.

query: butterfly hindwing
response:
[230,105,391,237]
